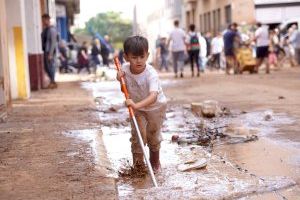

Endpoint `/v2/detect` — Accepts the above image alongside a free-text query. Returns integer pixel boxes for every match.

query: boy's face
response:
[124,52,149,73]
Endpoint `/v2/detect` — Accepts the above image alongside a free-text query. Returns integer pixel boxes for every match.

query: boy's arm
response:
[126,92,158,110]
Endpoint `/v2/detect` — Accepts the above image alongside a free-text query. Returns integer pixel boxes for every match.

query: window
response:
[225,5,232,25]
[186,11,190,28]
[213,10,217,34]
[208,12,211,32]
[217,9,221,31]
[200,14,203,33]
[204,13,207,32]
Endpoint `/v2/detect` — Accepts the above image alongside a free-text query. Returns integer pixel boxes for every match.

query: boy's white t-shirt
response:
[122,63,167,111]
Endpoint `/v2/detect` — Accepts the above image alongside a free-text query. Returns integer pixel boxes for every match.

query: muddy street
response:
[0,67,300,199]
[89,67,300,199]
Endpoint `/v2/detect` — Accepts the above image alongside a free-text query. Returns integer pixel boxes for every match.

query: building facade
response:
[184,0,300,34]
[184,0,256,34]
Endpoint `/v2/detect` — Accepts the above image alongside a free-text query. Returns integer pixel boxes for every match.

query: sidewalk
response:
[0,82,118,200]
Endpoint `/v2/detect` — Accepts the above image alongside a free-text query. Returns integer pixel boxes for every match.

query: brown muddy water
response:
[80,81,300,200]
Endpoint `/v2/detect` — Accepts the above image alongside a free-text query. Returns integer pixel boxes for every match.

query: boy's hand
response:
[125,99,138,109]
[116,70,125,81]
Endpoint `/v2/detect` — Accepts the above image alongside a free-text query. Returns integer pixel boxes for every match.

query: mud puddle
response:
[82,81,299,199]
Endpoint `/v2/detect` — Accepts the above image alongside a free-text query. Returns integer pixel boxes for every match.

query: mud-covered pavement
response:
[88,67,300,199]
[0,82,117,200]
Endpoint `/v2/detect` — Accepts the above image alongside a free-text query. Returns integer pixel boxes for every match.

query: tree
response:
[75,11,132,48]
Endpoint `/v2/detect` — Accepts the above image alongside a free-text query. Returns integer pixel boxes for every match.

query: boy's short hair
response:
[123,35,148,56]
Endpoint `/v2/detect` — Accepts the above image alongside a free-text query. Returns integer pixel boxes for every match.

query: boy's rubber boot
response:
[150,150,161,172]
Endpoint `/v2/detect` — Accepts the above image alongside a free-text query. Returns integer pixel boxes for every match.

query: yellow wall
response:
[13,26,27,99]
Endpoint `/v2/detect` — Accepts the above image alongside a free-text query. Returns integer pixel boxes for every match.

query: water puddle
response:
[82,80,298,199]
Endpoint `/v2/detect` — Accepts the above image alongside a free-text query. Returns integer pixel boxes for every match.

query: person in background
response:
[210,32,224,70]
[205,32,212,58]
[77,41,90,74]
[186,24,201,77]
[58,40,69,73]
[268,45,278,68]
[158,36,169,72]
[269,30,278,68]
[223,23,240,74]
[91,38,101,70]
[100,35,112,67]
[254,22,270,73]
[290,25,300,65]
[198,32,207,72]
[168,20,186,78]
[118,49,125,65]
[41,14,58,89]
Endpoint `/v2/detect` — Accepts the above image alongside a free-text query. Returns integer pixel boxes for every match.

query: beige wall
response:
[232,0,255,25]
[0,0,11,115]
[185,0,255,34]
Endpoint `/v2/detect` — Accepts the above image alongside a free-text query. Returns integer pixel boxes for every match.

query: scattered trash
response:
[94,96,104,104]
[225,124,257,136]
[226,135,258,144]
[191,102,202,117]
[177,158,208,172]
[191,100,223,118]
[264,110,274,121]
[220,106,231,116]
[201,100,220,118]
[171,135,179,142]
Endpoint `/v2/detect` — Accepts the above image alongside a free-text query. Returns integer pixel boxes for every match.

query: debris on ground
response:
[191,100,232,118]
[264,110,274,121]
[225,124,257,136]
[226,135,258,144]
[177,158,208,172]
[201,100,220,118]
[191,100,221,118]
[94,96,104,105]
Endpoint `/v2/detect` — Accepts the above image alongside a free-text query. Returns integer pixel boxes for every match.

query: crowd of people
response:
[41,13,300,91]
[57,36,115,75]
[155,20,300,78]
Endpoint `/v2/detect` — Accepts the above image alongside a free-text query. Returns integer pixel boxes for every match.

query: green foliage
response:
[75,11,132,48]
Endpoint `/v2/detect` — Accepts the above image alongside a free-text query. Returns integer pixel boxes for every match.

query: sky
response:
[76,0,135,28]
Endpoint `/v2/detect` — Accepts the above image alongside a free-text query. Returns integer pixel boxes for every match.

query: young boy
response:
[117,36,167,172]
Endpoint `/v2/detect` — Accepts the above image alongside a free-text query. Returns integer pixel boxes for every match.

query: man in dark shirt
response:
[100,35,112,67]
[223,23,240,74]
[41,14,58,88]
[158,36,169,72]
